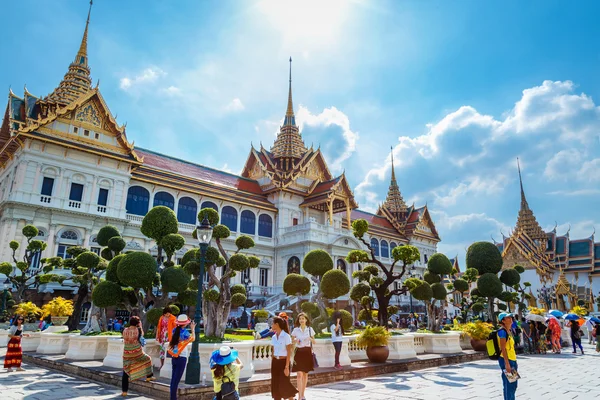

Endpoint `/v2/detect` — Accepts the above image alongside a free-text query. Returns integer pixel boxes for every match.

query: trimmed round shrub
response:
[121,287,138,307]
[513,265,525,274]
[181,249,199,268]
[471,302,485,313]
[500,269,521,286]
[248,255,260,269]
[369,276,384,287]
[217,256,226,267]
[92,281,122,308]
[229,254,249,271]
[431,282,447,300]
[392,245,421,264]
[9,240,19,251]
[346,250,370,264]
[161,267,191,293]
[106,254,125,283]
[0,262,12,276]
[230,284,246,296]
[303,249,333,277]
[198,208,220,226]
[363,265,379,276]
[411,282,433,301]
[350,282,371,302]
[168,304,180,315]
[160,234,185,255]
[97,225,120,246]
[477,273,503,298]
[254,309,269,322]
[205,288,220,302]
[471,288,481,297]
[321,269,350,299]
[453,278,469,293]
[141,206,178,241]
[235,235,254,250]
[204,247,220,266]
[146,307,163,326]
[231,293,247,307]
[22,225,39,239]
[77,251,100,269]
[101,248,113,260]
[498,291,514,302]
[177,289,198,306]
[212,225,231,240]
[188,278,198,290]
[466,241,503,275]
[427,253,453,275]
[357,309,373,322]
[117,252,157,289]
[423,271,441,284]
[107,236,126,253]
[387,305,399,315]
[301,302,319,318]
[352,219,369,238]
[184,261,201,276]
[283,273,311,296]
[339,309,354,331]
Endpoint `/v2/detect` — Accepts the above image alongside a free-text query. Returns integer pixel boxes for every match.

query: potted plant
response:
[460,321,493,351]
[356,325,391,363]
[42,297,74,326]
[15,301,43,326]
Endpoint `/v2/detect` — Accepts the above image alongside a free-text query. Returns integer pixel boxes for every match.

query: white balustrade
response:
[37,329,71,354]
[347,335,366,361]
[0,329,8,347]
[421,332,462,354]
[408,333,426,354]
[387,335,417,359]
[252,342,273,371]
[65,335,109,360]
[21,332,41,352]
[459,333,473,350]
[311,338,351,367]
[103,338,124,368]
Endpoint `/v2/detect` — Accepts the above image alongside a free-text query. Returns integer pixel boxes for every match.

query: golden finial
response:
[390,146,397,183]
[284,56,295,126]
[76,1,93,65]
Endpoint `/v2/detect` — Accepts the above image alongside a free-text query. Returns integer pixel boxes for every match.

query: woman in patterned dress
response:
[4,315,28,372]
[548,317,562,354]
[155,307,177,367]
[121,316,155,397]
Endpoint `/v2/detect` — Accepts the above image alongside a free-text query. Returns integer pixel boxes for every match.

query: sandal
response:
[122,392,128,397]
[145,377,157,382]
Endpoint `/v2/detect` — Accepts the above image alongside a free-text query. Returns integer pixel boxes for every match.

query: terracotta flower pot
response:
[470,338,487,351]
[366,345,389,363]
[51,316,69,326]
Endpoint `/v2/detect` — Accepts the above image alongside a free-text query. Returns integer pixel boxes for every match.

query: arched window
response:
[201,201,218,212]
[337,259,347,274]
[258,214,273,238]
[240,210,256,235]
[371,238,380,257]
[287,256,301,274]
[153,191,175,210]
[177,197,197,224]
[381,240,389,258]
[60,230,79,240]
[126,186,150,216]
[221,206,238,231]
[390,242,398,251]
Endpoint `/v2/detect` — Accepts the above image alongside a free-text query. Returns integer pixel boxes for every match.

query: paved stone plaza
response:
[1,343,599,399]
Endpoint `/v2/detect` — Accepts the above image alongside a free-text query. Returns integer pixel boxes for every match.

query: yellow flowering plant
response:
[41,297,74,317]
[460,321,494,340]
[15,301,43,323]
[528,306,546,315]
[569,305,588,317]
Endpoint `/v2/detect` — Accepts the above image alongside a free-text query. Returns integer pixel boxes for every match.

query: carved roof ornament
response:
[382,147,408,216]
[555,268,572,296]
[514,158,547,248]
[46,1,94,106]
[270,57,308,160]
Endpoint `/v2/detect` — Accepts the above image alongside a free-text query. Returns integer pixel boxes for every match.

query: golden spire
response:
[383,146,407,215]
[514,158,546,246]
[46,0,94,106]
[271,57,307,159]
[284,57,295,126]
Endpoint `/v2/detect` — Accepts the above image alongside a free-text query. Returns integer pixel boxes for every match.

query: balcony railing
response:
[40,195,51,204]
[68,200,82,209]
[97,205,107,213]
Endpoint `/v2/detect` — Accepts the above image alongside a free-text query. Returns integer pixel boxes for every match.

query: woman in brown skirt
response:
[4,315,27,372]
[270,316,298,400]
[291,313,316,400]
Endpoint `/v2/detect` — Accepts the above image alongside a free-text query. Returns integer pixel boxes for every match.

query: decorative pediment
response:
[75,101,102,128]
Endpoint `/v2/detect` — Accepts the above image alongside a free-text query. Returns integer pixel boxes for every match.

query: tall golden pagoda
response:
[383,148,408,219]
[270,57,308,162]
[514,158,547,250]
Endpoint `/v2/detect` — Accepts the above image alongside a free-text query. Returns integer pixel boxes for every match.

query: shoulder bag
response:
[310,327,319,368]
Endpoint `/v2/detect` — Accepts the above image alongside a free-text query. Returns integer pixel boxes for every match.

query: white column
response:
[47,224,57,258]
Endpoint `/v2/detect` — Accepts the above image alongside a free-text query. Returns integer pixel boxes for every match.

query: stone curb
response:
[23,351,486,399]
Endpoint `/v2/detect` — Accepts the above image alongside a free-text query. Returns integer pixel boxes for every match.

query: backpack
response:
[486,328,506,360]
[220,367,239,400]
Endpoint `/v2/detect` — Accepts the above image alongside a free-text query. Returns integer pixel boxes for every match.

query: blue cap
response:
[498,312,513,322]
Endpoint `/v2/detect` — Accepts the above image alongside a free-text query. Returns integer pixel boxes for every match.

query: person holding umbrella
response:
[565,314,584,354]
[497,312,519,400]
[546,316,562,354]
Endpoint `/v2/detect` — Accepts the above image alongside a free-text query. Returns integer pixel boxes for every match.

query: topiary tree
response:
[180,208,259,338]
[141,206,180,266]
[283,273,311,314]
[96,225,126,261]
[0,225,64,303]
[347,220,421,329]
[466,241,504,324]
[301,249,350,333]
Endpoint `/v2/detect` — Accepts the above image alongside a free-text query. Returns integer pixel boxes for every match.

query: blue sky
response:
[2,0,599,265]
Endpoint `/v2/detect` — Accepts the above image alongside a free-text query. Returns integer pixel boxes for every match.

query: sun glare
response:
[256,0,352,48]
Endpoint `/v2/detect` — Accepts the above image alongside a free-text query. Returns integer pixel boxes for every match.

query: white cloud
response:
[120,67,166,91]
[549,220,597,239]
[546,189,600,196]
[220,163,234,174]
[433,175,510,208]
[224,98,245,112]
[161,86,181,96]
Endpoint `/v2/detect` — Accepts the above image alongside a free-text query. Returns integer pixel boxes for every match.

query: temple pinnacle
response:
[76,0,93,66]
[517,157,529,211]
[284,57,295,126]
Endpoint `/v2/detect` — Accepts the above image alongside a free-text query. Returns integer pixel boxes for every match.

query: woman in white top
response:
[270,316,298,400]
[330,311,344,370]
[291,313,316,400]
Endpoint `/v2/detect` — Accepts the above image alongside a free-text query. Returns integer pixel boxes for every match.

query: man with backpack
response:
[496,312,519,400]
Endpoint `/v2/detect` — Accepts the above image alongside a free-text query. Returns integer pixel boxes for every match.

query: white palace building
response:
[0,8,440,315]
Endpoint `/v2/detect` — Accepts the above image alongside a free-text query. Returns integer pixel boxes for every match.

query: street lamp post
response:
[240,277,252,328]
[185,216,213,385]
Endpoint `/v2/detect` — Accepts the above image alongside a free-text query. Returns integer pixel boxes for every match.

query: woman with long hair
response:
[270,316,298,400]
[210,345,244,400]
[156,306,177,367]
[568,319,584,354]
[121,316,155,396]
[291,312,316,400]
[547,317,561,354]
[330,311,344,370]
[4,315,28,372]
[168,315,195,400]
